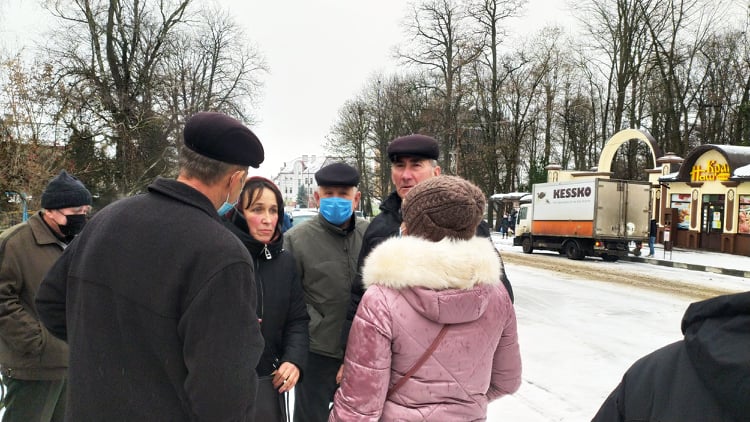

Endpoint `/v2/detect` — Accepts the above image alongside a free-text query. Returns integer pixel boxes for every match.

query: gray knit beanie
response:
[41,170,92,210]
[402,176,485,242]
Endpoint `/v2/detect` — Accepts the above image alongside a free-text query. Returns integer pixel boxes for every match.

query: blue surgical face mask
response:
[217,172,243,217]
[217,196,237,217]
[319,197,353,225]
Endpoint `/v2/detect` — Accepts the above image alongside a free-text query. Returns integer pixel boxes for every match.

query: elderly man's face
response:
[391,156,441,199]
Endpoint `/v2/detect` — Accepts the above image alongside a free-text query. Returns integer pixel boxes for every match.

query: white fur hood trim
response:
[362,236,502,290]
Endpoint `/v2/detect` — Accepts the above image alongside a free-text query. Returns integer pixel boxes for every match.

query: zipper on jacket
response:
[263,245,272,260]
[255,258,265,323]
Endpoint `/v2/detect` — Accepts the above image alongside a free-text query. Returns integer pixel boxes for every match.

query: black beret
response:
[41,170,92,210]
[315,162,360,187]
[184,112,264,168]
[386,134,439,162]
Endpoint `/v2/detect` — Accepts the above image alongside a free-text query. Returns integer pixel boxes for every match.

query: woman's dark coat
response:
[224,210,309,377]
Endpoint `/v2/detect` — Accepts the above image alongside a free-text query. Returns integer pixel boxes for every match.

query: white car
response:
[290,209,318,227]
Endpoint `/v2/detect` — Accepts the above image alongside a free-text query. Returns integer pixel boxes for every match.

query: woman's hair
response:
[240,177,285,233]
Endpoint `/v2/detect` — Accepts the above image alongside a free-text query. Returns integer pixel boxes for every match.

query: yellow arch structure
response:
[598,129,661,173]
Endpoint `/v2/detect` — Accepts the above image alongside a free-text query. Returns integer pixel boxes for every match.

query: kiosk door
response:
[700,195,724,251]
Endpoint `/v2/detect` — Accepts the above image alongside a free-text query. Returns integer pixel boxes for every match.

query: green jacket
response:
[284,213,368,359]
[0,212,68,380]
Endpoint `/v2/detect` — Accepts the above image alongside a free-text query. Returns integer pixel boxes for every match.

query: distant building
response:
[273,155,335,208]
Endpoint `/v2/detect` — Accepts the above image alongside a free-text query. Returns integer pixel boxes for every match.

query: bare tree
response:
[0,55,69,205]
[160,5,267,122]
[693,31,740,144]
[578,0,651,146]
[639,0,731,154]
[397,0,481,174]
[465,0,525,223]
[497,45,546,192]
[41,0,266,202]
[326,99,373,216]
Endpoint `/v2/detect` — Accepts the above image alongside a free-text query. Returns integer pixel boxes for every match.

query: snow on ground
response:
[4,235,743,420]
[486,234,748,421]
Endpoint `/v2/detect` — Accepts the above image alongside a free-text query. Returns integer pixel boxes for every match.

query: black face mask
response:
[59,214,87,240]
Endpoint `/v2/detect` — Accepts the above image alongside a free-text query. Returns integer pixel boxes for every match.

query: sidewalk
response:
[491,233,750,279]
[623,244,750,279]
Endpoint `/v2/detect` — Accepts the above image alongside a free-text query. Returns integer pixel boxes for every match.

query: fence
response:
[0,211,29,233]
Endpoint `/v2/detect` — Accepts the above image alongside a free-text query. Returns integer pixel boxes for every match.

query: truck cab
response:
[514,204,531,238]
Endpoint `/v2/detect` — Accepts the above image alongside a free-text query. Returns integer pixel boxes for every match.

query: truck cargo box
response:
[529,179,650,240]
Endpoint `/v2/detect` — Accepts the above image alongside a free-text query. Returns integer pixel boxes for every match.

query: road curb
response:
[622,256,750,279]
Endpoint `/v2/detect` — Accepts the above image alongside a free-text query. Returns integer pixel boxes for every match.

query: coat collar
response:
[362,236,501,290]
[148,177,218,220]
[28,212,67,249]
[379,191,402,217]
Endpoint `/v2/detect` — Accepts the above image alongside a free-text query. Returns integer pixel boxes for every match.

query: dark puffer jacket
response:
[224,210,309,377]
[592,291,750,422]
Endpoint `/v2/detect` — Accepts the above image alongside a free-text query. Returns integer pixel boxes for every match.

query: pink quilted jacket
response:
[330,236,521,421]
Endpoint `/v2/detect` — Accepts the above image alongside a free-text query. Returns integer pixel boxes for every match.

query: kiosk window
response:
[740,195,750,234]
[670,194,691,229]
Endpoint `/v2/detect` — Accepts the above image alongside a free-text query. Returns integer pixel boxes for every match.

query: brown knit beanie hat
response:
[402,176,485,242]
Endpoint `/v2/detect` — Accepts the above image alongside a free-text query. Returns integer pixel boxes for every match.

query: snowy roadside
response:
[491,233,750,295]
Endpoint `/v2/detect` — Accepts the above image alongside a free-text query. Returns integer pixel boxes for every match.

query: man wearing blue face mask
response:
[284,162,369,422]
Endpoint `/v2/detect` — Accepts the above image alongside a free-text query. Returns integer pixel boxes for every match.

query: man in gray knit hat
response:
[0,170,92,422]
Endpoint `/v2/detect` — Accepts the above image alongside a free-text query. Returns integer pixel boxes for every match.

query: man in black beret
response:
[0,170,91,422]
[183,111,264,168]
[36,112,265,421]
[284,162,369,422]
[340,134,515,379]
[386,133,440,163]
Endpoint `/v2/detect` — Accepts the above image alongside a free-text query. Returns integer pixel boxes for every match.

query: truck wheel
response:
[565,241,585,260]
[521,238,533,254]
[601,254,619,262]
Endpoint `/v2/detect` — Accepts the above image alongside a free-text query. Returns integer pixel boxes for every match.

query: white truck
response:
[513,179,650,261]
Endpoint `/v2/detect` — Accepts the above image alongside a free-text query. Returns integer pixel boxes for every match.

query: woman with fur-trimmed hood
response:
[330,176,521,421]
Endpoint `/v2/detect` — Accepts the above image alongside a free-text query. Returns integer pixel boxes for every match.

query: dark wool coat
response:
[0,212,68,380]
[342,190,513,347]
[224,210,309,377]
[36,178,264,422]
[592,291,750,422]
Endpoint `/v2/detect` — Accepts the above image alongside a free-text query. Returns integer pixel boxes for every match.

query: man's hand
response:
[336,363,344,384]
[272,362,300,393]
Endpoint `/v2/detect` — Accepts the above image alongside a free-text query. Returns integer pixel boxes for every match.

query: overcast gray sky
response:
[1,0,574,178]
